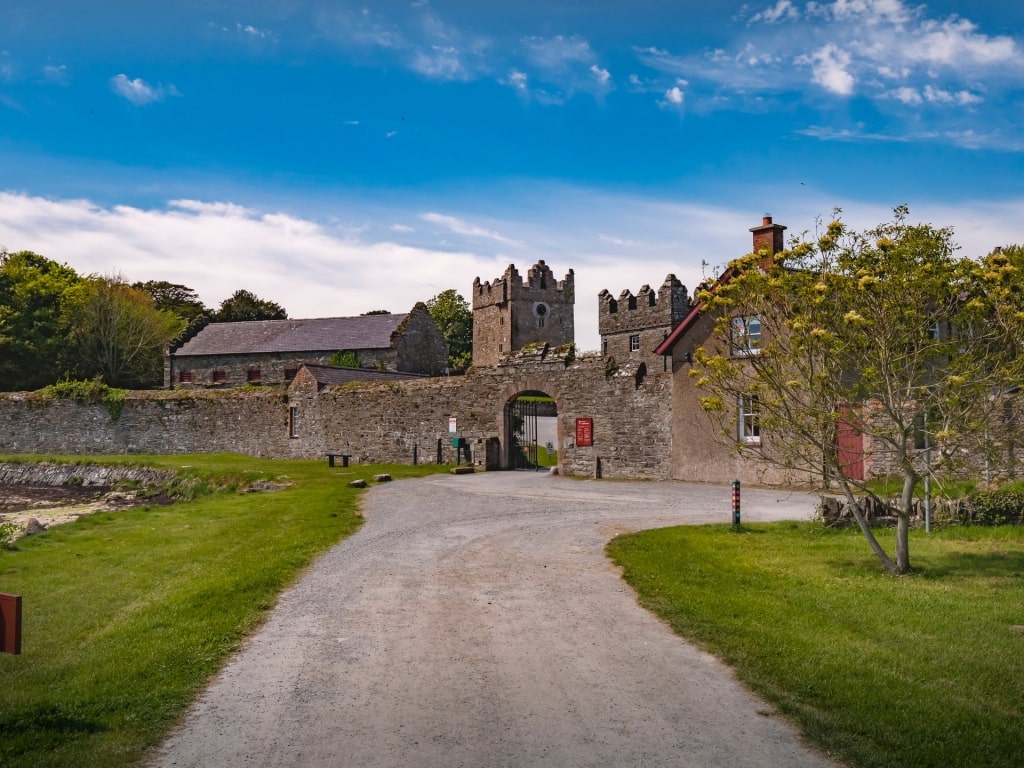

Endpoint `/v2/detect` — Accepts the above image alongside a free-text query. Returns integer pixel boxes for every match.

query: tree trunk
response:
[840,484,898,574]
[895,471,916,575]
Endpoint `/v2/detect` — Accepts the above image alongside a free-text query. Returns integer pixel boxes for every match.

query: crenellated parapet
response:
[473,260,574,310]
[598,274,690,336]
[472,260,575,368]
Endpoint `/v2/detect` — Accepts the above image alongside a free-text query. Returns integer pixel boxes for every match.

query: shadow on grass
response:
[0,704,106,758]
[918,549,1024,579]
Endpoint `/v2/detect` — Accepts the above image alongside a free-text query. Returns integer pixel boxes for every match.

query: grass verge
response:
[607,522,1024,768]
[0,454,448,768]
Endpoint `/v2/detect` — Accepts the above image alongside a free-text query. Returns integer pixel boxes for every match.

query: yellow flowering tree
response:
[692,206,1024,575]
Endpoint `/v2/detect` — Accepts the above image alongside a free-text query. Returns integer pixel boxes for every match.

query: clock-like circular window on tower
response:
[533,302,549,317]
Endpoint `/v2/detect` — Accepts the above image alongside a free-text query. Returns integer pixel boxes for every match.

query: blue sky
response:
[1,0,1022,350]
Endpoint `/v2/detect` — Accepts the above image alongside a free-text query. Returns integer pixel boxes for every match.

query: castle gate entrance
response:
[505,391,558,471]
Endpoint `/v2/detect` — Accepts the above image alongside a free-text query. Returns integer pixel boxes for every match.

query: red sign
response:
[575,417,594,447]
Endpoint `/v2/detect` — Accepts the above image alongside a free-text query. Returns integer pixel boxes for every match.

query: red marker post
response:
[731,480,741,529]
[1,593,22,655]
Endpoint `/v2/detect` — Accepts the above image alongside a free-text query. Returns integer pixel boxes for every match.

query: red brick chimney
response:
[750,214,787,256]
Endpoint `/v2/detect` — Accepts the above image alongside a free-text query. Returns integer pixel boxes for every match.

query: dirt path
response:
[150,472,840,768]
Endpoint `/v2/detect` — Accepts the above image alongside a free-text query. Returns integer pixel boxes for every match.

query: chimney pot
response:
[763,214,772,225]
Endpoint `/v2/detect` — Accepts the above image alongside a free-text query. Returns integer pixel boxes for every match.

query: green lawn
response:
[0,454,447,768]
[607,522,1024,768]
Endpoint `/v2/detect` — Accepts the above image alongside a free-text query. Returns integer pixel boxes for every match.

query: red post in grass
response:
[731,480,741,528]
[1,593,22,655]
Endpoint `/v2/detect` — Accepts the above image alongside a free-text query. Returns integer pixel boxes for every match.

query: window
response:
[739,395,760,444]
[247,368,261,383]
[630,334,641,352]
[178,370,192,384]
[731,316,762,355]
[602,337,608,356]
[212,370,227,383]
[284,368,298,382]
[534,302,548,329]
[289,407,298,438]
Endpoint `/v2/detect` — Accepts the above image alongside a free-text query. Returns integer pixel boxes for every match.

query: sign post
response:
[731,480,741,529]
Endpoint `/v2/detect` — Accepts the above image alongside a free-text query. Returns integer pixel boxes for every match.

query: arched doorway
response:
[505,390,559,470]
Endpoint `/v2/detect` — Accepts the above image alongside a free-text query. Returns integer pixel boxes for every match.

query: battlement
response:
[598,274,690,335]
[473,260,574,309]
[472,261,575,368]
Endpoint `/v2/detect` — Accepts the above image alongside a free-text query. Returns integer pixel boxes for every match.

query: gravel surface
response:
[150,471,841,768]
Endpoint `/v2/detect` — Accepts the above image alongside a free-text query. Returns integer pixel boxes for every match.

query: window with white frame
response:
[738,395,760,444]
[289,407,298,438]
[629,334,641,352]
[731,316,762,355]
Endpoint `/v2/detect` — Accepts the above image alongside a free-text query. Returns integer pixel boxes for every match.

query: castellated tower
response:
[598,274,690,370]
[472,261,575,368]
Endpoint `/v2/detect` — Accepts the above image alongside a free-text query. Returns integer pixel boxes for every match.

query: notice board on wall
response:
[575,417,593,447]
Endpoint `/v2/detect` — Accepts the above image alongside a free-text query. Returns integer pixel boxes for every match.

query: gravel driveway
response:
[150,471,840,768]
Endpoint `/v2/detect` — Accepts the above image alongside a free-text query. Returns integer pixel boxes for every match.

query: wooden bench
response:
[327,453,351,468]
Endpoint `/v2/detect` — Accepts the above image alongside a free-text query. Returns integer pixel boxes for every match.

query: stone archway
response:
[497,377,562,471]
[505,390,559,470]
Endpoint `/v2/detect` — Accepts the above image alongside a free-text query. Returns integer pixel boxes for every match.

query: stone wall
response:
[169,350,361,389]
[0,461,177,487]
[0,353,675,481]
[394,304,450,376]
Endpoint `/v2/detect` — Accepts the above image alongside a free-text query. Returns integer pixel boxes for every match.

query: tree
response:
[0,250,82,390]
[426,289,472,372]
[691,207,1024,575]
[213,289,287,322]
[132,280,209,321]
[329,350,361,368]
[64,275,186,388]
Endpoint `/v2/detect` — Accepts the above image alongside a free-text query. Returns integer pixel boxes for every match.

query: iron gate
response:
[509,398,539,470]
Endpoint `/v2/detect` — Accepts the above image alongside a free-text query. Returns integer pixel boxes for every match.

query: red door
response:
[836,416,864,481]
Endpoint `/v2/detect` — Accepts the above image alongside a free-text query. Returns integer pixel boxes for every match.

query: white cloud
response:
[522,35,594,70]
[922,85,983,105]
[659,85,685,109]
[889,86,922,105]
[504,68,528,94]
[0,193,487,324]
[828,0,913,25]
[598,233,645,248]
[2,187,1021,352]
[42,64,69,84]
[641,0,1022,120]
[317,5,490,82]
[110,74,178,105]
[749,1,800,24]
[421,212,522,246]
[237,22,269,38]
[519,35,611,99]
[903,17,1017,67]
[799,43,855,95]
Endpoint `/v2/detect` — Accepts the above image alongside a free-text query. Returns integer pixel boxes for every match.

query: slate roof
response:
[172,314,408,357]
[301,364,428,387]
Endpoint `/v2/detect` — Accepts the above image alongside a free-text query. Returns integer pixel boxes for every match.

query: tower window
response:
[630,334,641,352]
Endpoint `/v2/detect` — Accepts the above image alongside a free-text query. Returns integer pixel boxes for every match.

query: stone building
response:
[165,303,448,389]
[654,215,812,485]
[471,261,575,367]
[598,275,690,375]
[3,212,886,486]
